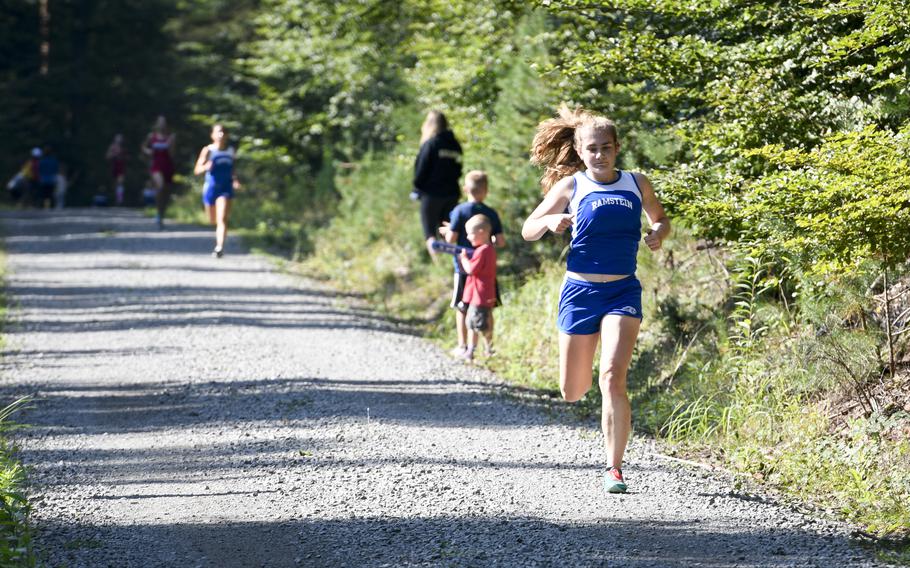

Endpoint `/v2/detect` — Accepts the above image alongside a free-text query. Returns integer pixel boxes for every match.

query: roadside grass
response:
[633,256,910,545]
[0,248,36,567]
[295,151,462,325]
[653,329,910,539]
[0,399,33,568]
[486,260,562,391]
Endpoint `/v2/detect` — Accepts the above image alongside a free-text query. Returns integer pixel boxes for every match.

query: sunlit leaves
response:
[540,0,910,280]
[740,125,910,274]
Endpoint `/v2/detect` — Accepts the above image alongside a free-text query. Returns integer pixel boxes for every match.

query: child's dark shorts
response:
[557,275,642,335]
[467,304,492,332]
[451,272,468,312]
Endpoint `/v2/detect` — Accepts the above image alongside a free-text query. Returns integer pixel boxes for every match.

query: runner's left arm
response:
[636,172,670,251]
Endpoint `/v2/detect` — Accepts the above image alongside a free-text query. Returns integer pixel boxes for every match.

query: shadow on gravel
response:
[11,314,407,333]
[10,376,557,433]
[2,347,183,359]
[36,515,860,568]
[0,213,392,334]
[20,262,280,274]
[8,283,359,302]
[25,444,613,488]
[5,282,413,335]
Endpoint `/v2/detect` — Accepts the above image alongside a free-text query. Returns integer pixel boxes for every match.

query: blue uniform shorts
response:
[202,183,233,206]
[557,275,643,335]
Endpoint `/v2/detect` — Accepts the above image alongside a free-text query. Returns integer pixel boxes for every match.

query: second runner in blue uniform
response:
[194,124,239,258]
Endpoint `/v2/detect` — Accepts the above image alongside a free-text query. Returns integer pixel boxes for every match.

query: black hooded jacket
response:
[413,130,463,199]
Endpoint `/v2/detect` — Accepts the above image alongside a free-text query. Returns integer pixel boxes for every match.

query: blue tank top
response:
[204,145,234,190]
[566,170,642,275]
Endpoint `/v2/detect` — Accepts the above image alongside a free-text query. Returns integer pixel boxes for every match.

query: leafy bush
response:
[0,398,33,568]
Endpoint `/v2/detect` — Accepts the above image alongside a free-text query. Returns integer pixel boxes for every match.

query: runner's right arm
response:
[521,176,574,241]
[193,147,211,176]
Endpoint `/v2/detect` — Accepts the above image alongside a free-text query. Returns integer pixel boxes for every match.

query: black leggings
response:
[419,194,458,239]
[38,182,55,208]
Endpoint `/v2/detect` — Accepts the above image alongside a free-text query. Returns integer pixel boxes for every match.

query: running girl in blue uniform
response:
[194,124,239,258]
[522,105,670,493]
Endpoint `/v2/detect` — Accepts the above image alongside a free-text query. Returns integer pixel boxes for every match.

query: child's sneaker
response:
[212,246,224,258]
[603,466,627,494]
[460,346,475,361]
[450,345,466,357]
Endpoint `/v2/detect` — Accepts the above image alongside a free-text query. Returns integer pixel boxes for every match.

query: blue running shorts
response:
[558,275,643,335]
[202,183,233,206]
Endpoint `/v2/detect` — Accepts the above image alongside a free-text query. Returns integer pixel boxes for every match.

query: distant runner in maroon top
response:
[147,132,174,183]
[142,115,176,228]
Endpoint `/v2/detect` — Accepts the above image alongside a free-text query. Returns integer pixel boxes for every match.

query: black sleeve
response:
[490,210,503,236]
[413,139,434,191]
[453,138,463,182]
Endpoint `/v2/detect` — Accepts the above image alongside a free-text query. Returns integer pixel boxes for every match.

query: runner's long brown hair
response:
[529,104,618,194]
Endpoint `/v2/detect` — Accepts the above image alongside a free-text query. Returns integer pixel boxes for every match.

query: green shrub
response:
[0,398,33,568]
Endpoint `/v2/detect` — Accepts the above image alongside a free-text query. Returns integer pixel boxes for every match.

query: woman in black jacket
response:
[413,110,462,256]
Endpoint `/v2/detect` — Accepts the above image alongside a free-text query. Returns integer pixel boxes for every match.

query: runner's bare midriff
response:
[565,271,630,283]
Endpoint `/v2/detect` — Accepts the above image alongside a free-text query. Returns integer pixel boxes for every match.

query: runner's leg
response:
[152,172,165,223]
[559,332,599,401]
[598,314,640,469]
[215,196,231,250]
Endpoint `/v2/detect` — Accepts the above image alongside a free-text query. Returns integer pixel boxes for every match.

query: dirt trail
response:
[0,209,890,567]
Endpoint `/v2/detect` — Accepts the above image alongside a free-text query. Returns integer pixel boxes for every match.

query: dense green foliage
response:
[547,0,910,274]
[3,0,909,547]
[1,0,188,203]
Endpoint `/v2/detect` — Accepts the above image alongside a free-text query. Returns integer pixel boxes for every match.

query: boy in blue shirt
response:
[439,171,505,356]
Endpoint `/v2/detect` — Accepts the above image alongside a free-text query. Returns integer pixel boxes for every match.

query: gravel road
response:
[0,209,893,567]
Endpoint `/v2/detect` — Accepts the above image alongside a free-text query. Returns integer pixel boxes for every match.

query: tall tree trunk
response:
[39,0,49,75]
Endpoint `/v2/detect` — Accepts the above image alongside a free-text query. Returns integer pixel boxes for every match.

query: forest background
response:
[1,0,909,561]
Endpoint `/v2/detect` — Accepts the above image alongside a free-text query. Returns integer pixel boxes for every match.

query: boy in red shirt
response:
[458,214,497,360]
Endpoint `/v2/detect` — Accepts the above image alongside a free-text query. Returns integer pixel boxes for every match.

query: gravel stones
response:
[0,209,893,567]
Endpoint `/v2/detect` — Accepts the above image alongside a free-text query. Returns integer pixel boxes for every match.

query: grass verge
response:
[0,247,35,567]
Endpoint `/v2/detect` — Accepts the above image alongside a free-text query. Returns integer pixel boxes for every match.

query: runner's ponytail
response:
[530,104,618,194]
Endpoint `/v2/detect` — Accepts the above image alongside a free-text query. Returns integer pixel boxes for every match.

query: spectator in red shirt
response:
[457,214,498,360]
[439,170,505,357]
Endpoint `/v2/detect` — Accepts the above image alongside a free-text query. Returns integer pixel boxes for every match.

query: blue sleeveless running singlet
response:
[566,170,642,275]
[205,145,234,191]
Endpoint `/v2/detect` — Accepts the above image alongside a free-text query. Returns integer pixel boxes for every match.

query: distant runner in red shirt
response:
[142,115,176,228]
[457,214,498,360]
